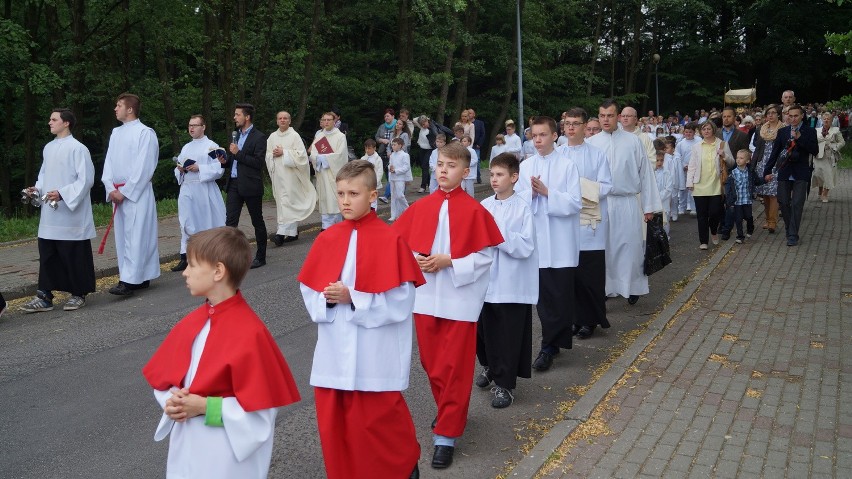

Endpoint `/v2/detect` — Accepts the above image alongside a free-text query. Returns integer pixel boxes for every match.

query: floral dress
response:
[755,140,777,196]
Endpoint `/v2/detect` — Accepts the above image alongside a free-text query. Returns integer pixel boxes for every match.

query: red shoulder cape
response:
[298,210,425,293]
[392,187,504,258]
[142,292,301,412]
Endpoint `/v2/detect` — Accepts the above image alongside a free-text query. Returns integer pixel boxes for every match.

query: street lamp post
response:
[653,53,661,116]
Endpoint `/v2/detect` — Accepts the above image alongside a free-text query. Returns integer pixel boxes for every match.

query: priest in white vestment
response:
[587,101,661,305]
[170,115,226,272]
[620,106,656,163]
[20,108,97,313]
[102,93,160,295]
[309,112,348,229]
[266,111,316,245]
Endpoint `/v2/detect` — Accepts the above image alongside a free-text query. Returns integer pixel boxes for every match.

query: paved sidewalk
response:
[0,177,491,300]
[513,170,851,478]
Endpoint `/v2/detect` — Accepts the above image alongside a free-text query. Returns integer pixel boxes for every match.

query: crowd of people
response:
[8,88,848,478]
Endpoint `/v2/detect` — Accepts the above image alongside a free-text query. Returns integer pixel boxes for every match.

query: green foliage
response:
[839,142,852,169]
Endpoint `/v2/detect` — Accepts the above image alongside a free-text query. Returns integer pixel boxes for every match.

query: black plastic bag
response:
[644,213,671,276]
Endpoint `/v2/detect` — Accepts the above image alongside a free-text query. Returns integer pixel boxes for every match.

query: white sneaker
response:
[378,197,389,204]
[64,296,86,311]
[735,239,743,244]
[699,244,708,250]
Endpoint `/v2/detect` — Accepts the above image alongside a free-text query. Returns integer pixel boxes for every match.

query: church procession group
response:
[8,84,845,478]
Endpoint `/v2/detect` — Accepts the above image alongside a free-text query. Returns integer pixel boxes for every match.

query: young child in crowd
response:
[522,128,536,160]
[428,134,447,193]
[663,136,681,221]
[460,135,477,196]
[393,142,503,470]
[489,134,507,164]
[724,149,765,243]
[452,125,465,142]
[653,140,673,238]
[388,137,412,221]
[142,226,300,478]
[298,160,425,479]
[361,138,383,211]
[475,153,537,409]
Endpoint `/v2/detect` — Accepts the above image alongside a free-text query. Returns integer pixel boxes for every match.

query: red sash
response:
[97,183,125,254]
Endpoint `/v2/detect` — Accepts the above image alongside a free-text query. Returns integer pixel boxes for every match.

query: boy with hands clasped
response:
[298,160,426,479]
[142,227,300,478]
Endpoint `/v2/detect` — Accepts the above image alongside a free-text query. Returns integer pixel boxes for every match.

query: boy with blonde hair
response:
[394,142,503,469]
[299,160,425,479]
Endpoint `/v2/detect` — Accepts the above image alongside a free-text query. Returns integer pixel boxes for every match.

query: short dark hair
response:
[187,227,252,289]
[384,108,395,117]
[438,141,471,168]
[788,104,805,115]
[190,114,205,126]
[652,138,667,152]
[684,122,699,132]
[117,93,141,115]
[337,159,377,190]
[722,106,736,115]
[364,138,377,148]
[490,152,519,175]
[565,107,588,123]
[51,108,76,130]
[235,103,255,121]
[435,133,447,142]
[664,135,676,147]
[391,137,405,146]
[531,116,558,134]
[600,98,621,113]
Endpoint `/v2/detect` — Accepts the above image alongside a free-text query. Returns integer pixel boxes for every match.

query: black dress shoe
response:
[109,282,134,296]
[577,325,595,339]
[133,280,151,290]
[171,259,187,272]
[409,463,420,479]
[572,324,582,336]
[250,258,266,269]
[282,234,299,243]
[627,295,639,305]
[532,350,556,371]
[269,234,284,247]
[431,445,454,469]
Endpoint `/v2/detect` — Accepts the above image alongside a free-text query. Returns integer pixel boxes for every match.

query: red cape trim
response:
[298,210,425,293]
[142,292,300,412]
[392,187,504,258]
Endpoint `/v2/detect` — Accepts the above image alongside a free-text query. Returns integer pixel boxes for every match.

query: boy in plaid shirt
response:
[724,149,765,244]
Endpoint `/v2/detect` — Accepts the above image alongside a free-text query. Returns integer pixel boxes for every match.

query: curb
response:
[507,213,753,478]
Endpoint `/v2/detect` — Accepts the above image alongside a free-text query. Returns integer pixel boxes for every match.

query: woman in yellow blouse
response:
[685,121,734,250]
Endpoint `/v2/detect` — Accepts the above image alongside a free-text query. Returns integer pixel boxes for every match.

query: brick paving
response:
[535,170,851,478]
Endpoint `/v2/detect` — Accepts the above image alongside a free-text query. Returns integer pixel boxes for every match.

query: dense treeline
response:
[1,0,850,217]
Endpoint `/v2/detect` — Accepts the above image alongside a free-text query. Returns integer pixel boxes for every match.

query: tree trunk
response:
[154,42,180,155]
[219,1,235,125]
[294,0,323,130]
[640,14,659,115]
[1,0,13,215]
[488,0,522,152]
[252,0,279,109]
[202,4,215,137]
[624,1,642,95]
[452,2,479,119]
[435,20,458,124]
[586,1,605,96]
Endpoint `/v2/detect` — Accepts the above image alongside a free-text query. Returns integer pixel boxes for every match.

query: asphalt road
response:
[0,197,717,479]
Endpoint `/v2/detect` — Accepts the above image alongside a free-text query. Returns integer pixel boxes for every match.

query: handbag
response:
[644,213,671,276]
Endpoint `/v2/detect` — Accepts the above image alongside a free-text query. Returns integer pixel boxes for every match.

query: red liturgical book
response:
[314,136,334,154]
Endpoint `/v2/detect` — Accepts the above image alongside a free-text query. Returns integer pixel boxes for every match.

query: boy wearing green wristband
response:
[143,227,300,477]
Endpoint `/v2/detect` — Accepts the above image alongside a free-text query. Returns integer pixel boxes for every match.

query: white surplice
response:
[35,135,96,240]
[174,136,225,253]
[152,321,277,479]
[266,128,317,235]
[309,128,348,216]
[413,199,494,322]
[587,129,662,297]
[102,119,160,284]
[515,147,582,268]
[560,142,612,251]
[301,232,416,391]
[480,193,538,304]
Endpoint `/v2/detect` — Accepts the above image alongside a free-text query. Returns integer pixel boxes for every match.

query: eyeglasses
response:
[564,122,585,128]
[188,124,204,128]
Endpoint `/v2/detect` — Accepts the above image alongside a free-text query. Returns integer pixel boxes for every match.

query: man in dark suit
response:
[470,109,486,183]
[221,103,268,268]
[717,106,753,239]
[763,104,818,247]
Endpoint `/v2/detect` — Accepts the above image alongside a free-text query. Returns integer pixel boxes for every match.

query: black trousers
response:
[693,195,723,245]
[777,179,808,242]
[38,238,96,298]
[537,267,575,350]
[731,204,754,239]
[418,148,432,189]
[574,250,610,329]
[476,302,532,389]
[225,179,267,261]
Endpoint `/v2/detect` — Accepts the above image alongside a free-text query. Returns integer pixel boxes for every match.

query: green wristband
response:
[205,396,224,427]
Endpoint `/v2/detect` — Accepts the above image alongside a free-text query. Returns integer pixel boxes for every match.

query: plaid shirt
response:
[731,167,751,205]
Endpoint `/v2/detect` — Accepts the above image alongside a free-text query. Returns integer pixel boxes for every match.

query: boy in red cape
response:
[142,226,300,478]
[393,142,504,469]
[298,160,426,479]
